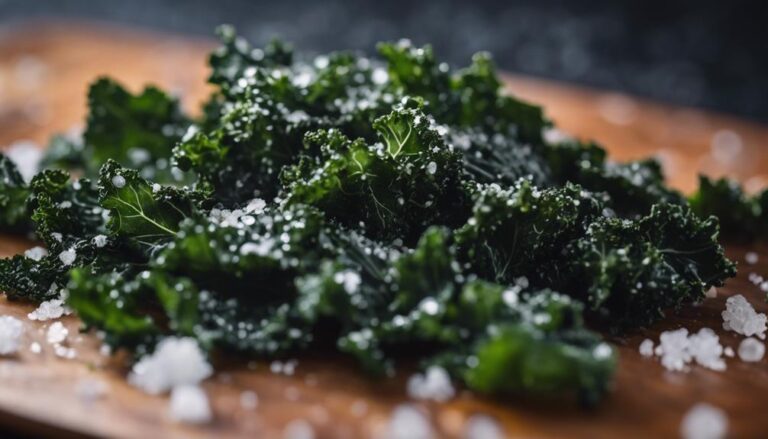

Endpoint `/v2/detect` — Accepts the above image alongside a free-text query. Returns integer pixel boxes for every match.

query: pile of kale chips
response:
[0,27,752,405]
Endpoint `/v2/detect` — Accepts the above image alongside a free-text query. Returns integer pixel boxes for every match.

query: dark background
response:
[1,0,767,122]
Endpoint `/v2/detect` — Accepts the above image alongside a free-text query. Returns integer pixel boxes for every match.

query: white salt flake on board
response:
[169,385,212,424]
[128,337,212,394]
[745,252,759,265]
[76,378,109,402]
[283,419,315,439]
[680,403,728,439]
[463,414,504,439]
[658,328,691,371]
[737,337,765,362]
[688,328,726,371]
[388,404,434,439]
[24,246,48,261]
[46,321,68,344]
[721,294,767,339]
[0,316,24,355]
[29,342,42,354]
[28,299,70,321]
[240,390,259,410]
[724,346,735,357]
[406,366,455,402]
[638,339,654,357]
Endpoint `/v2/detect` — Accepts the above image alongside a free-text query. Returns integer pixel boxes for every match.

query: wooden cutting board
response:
[1,21,768,439]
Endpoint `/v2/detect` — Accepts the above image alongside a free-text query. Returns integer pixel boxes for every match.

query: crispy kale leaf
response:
[42,78,191,184]
[283,104,468,244]
[690,175,768,240]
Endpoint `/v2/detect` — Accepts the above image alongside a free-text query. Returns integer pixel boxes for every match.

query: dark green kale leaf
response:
[463,299,615,405]
[98,160,197,248]
[544,139,683,217]
[67,268,159,351]
[690,175,768,240]
[563,204,735,327]
[0,153,31,231]
[455,179,607,285]
[43,78,192,184]
[283,104,469,244]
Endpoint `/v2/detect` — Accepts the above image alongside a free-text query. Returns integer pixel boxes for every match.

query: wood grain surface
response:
[0,21,767,439]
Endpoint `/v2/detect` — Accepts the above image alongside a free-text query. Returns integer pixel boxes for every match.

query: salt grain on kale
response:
[23,246,48,261]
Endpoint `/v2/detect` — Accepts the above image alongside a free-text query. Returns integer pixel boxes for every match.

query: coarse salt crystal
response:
[111,175,126,188]
[28,299,69,321]
[29,342,42,354]
[92,235,108,248]
[46,321,68,344]
[745,252,759,265]
[680,403,727,439]
[638,339,654,357]
[169,385,212,424]
[388,404,433,439]
[0,316,24,354]
[76,378,109,402]
[737,337,765,362]
[464,414,503,439]
[128,337,212,394]
[58,248,77,266]
[240,390,259,410]
[688,328,726,371]
[283,419,315,439]
[24,246,48,261]
[658,328,691,371]
[406,366,455,402]
[721,294,767,339]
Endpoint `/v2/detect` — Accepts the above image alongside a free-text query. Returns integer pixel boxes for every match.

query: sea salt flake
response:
[406,366,455,402]
[58,248,77,266]
[464,414,503,439]
[388,404,433,439]
[0,316,24,354]
[240,390,259,410]
[29,342,41,354]
[76,378,109,402]
[46,321,68,344]
[111,175,126,188]
[128,337,212,394]
[680,403,727,439]
[169,385,212,424]
[28,299,69,321]
[5,140,42,182]
[745,252,759,265]
[283,419,315,439]
[639,339,654,357]
[737,337,765,362]
[92,235,108,248]
[24,246,48,261]
[688,328,726,371]
[721,294,767,339]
